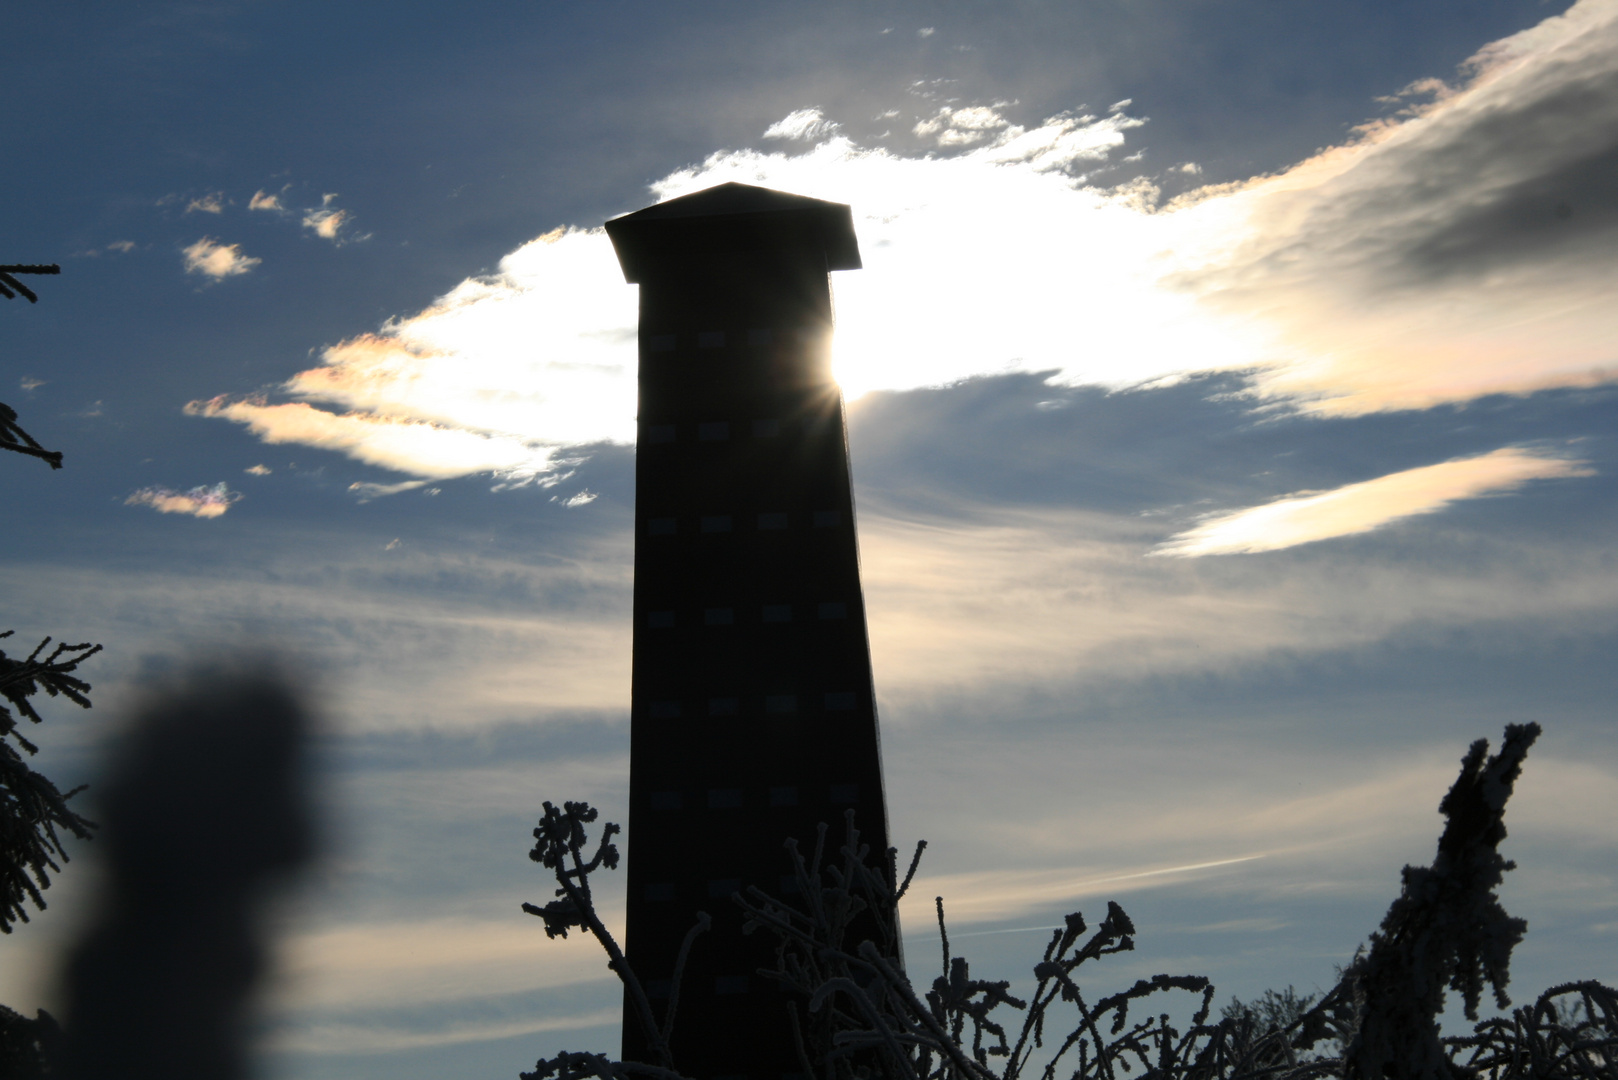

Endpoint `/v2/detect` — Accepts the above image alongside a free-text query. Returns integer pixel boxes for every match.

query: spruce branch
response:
[0,264,59,305]
[1,632,101,932]
[2,262,66,468]
[1,402,64,469]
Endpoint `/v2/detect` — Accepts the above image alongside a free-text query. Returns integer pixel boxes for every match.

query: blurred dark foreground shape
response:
[56,666,314,1080]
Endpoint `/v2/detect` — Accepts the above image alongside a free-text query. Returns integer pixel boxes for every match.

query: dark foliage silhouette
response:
[0,1002,62,1079]
[521,800,709,1080]
[523,727,1617,1080]
[1,258,108,1076]
[1,633,101,933]
[1336,722,1541,1080]
[55,667,314,1080]
[1,257,95,936]
[1,263,64,469]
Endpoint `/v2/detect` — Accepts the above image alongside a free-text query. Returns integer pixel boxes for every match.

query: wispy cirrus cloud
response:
[124,482,242,518]
[1152,448,1595,557]
[182,237,260,279]
[764,107,841,142]
[183,397,570,483]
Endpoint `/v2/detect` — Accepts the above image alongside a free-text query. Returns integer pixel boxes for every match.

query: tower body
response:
[605,183,889,1077]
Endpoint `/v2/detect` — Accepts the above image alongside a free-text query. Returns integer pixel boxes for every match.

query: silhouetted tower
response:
[606,183,890,1076]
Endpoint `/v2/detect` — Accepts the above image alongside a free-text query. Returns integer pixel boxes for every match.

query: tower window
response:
[817,602,847,620]
[708,697,739,716]
[752,418,781,437]
[707,788,744,809]
[769,786,799,807]
[824,692,856,711]
[650,700,682,719]
[649,517,676,535]
[648,334,676,352]
[706,878,742,898]
[700,515,732,533]
[829,783,859,804]
[714,976,749,995]
[646,882,676,901]
[650,791,682,810]
[747,328,773,346]
[697,331,726,349]
[765,694,797,714]
[647,611,675,628]
[705,607,735,626]
[762,605,792,623]
[698,421,730,441]
[813,510,841,527]
[757,512,788,530]
[647,424,676,443]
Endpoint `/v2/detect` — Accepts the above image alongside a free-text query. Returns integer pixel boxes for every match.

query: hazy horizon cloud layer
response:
[4,371,1615,1071]
[3,1,1616,1077]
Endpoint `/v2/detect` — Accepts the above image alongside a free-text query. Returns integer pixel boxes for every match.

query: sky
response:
[3,1,1617,1076]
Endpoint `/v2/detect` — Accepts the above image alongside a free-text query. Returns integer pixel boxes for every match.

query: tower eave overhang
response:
[605,182,862,284]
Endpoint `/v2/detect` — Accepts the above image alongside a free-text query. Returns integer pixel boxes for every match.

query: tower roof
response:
[604,182,861,282]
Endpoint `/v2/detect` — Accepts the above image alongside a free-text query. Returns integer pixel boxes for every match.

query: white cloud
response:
[185,192,225,215]
[912,104,1011,146]
[190,0,1618,481]
[1173,0,1618,413]
[917,26,935,37]
[105,240,136,253]
[1153,447,1595,557]
[302,194,351,242]
[245,464,272,476]
[192,225,636,486]
[249,189,285,212]
[182,237,260,279]
[185,397,568,483]
[764,108,840,141]
[124,482,242,518]
[554,489,598,508]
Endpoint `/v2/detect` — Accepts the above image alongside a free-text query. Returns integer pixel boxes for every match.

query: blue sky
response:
[3,2,1616,1077]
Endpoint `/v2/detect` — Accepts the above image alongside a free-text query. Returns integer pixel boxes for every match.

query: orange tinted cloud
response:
[188,0,1618,484]
[1153,448,1594,557]
[1170,0,1618,413]
[185,396,563,482]
[125,482,242,518]
[182,237,259,279]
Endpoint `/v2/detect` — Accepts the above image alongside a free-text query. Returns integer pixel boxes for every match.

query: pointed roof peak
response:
[617,182,848,223]
[604,182,861,282]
